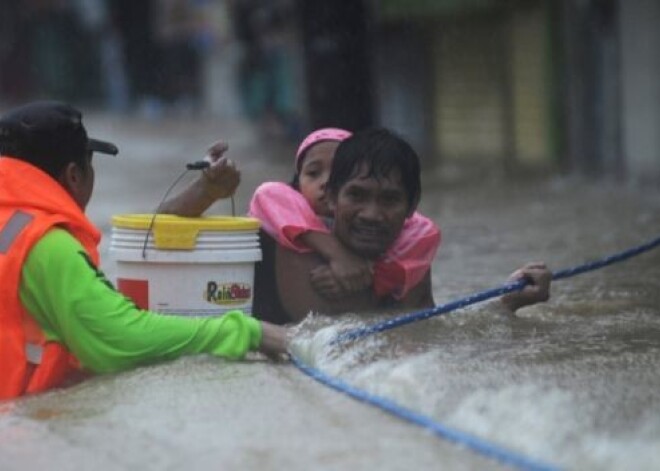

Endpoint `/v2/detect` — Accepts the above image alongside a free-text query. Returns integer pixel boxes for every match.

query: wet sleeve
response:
[19,229,263,374]
[373,212,441,300]
[248,181,330,253]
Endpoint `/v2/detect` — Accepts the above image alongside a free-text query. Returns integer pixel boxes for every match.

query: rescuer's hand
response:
[258,322,291,361]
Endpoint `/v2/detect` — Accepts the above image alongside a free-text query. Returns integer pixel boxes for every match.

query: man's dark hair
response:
[326,128,421,210]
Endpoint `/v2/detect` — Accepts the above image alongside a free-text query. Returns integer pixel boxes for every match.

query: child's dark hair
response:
[326,128,421,210]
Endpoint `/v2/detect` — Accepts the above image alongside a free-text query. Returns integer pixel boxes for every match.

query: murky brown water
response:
[1,114,659,470]
[300,173,660,470]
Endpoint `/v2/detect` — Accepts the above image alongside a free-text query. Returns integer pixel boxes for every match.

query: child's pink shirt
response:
[248,182,441,300]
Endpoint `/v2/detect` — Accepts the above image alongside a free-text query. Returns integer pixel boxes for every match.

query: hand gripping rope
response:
[334,234,660,345]
[291,234,660,471]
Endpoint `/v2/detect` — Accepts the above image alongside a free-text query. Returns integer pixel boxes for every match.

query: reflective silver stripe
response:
[25,343,43,364]
[0,211,34,253]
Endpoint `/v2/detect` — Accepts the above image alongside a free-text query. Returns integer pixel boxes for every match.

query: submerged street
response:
[2,112,659,470]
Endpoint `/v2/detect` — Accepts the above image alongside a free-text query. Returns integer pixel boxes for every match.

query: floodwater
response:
[1,113,659,471]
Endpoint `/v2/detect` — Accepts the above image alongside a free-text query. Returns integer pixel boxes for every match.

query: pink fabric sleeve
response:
[373,212,441,300]
[248,181,330,253]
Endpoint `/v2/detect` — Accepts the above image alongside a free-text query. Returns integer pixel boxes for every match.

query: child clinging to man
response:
[248,128,441,301]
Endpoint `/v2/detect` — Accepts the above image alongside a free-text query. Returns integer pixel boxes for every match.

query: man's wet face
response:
[330,163,410,259]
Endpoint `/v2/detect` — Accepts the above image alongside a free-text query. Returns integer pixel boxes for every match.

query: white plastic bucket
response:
[109,214,261,317]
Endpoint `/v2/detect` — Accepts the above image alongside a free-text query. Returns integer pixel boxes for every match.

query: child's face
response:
[299,141,339,217]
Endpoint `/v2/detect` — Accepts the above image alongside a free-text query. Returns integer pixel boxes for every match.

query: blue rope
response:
[291,355,559,471]
[333,278,527,345]
[290,234,660,471]
[551,234,660,281]
[334,234,660,345]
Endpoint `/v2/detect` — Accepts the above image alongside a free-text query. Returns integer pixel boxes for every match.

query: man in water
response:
[0,101,290,400]
[250,128,551,324]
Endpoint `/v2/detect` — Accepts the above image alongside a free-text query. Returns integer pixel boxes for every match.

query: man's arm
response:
[20,229,288,373]
[159,141,240,217]
[391,262,551,315]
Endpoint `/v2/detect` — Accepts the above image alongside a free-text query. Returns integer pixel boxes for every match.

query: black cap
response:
[0,101,118,176]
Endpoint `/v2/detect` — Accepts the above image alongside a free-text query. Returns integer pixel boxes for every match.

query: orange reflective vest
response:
[0,157,101,399]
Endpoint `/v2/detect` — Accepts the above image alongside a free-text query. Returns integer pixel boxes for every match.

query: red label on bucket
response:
[118,278,149,310]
